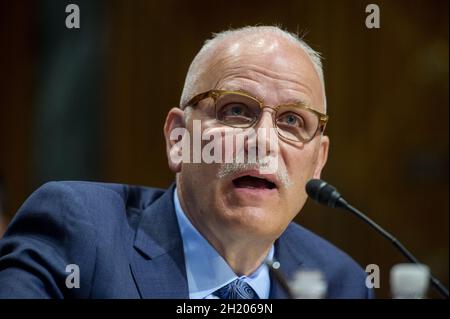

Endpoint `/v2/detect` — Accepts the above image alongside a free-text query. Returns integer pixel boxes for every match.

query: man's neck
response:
[207,235,273,276]
[176,187,274,276]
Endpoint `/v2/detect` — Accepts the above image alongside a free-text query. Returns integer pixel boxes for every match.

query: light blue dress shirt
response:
[173,187,274,299]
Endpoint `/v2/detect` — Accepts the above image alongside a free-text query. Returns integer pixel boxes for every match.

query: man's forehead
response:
[198,35,324,109]
[212,33,309,62]
[220,34,288,56]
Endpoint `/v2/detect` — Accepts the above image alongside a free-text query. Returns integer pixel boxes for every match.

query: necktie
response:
[214,279,259,299]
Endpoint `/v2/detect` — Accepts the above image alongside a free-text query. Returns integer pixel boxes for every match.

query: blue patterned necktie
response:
[214,279,259,299]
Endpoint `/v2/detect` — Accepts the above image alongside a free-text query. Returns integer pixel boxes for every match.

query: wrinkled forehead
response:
[198,34,325,111]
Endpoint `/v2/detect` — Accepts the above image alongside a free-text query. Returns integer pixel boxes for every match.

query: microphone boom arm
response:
[306,179,449,299]
[339,198,449,298]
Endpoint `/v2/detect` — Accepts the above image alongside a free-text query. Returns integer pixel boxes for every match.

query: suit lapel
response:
[270,225,304,299]
[130,184,189,298]
[129,184,305,299]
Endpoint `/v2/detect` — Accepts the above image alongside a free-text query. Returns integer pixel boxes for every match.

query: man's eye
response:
[231,105,243,116]
[221,104,249,117]
[278,113,304,127]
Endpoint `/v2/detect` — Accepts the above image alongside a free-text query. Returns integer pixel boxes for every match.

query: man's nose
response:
[244,107,279,159]
[254,107,277,130]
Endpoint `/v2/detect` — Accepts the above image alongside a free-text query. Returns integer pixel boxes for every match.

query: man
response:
[0,26,373,299]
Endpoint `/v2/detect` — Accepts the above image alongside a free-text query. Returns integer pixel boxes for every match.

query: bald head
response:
[180,26,326,112]
[166,27,331,265]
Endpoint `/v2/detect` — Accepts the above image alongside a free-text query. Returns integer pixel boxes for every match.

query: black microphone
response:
[306,179,449,299]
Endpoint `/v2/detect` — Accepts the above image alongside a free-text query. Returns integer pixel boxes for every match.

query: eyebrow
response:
[221,86,311,107]
[220,85,263,100]
[281,97,310,107]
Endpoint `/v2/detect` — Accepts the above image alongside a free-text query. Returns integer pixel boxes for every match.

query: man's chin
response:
[216,205,280,234]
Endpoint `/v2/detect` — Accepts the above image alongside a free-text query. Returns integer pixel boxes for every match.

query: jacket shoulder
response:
[0,180,167,298]
[283,222,372,298]
[285,222,362,268]
[36,180,166,209]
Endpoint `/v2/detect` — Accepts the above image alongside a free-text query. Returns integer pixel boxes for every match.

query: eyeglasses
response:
[182,90,329,143]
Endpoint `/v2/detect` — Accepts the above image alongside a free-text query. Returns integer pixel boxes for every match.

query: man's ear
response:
[164,107,186,173]
[313,135,329,179]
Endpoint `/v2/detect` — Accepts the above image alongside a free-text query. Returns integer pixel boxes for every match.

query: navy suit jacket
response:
[0,181,373,298]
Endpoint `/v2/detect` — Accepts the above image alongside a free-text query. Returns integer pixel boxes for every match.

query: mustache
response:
[216,162,292,189]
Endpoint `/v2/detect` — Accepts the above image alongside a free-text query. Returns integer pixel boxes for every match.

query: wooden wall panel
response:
[1,0,447,298]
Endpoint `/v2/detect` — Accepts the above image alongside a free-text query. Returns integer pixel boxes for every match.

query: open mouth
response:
[232,175,277,190]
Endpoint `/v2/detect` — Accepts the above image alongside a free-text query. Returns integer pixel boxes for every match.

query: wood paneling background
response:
[1,0,448,298]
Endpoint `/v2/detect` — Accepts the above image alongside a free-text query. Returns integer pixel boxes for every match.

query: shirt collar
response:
[173,187,274,299]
